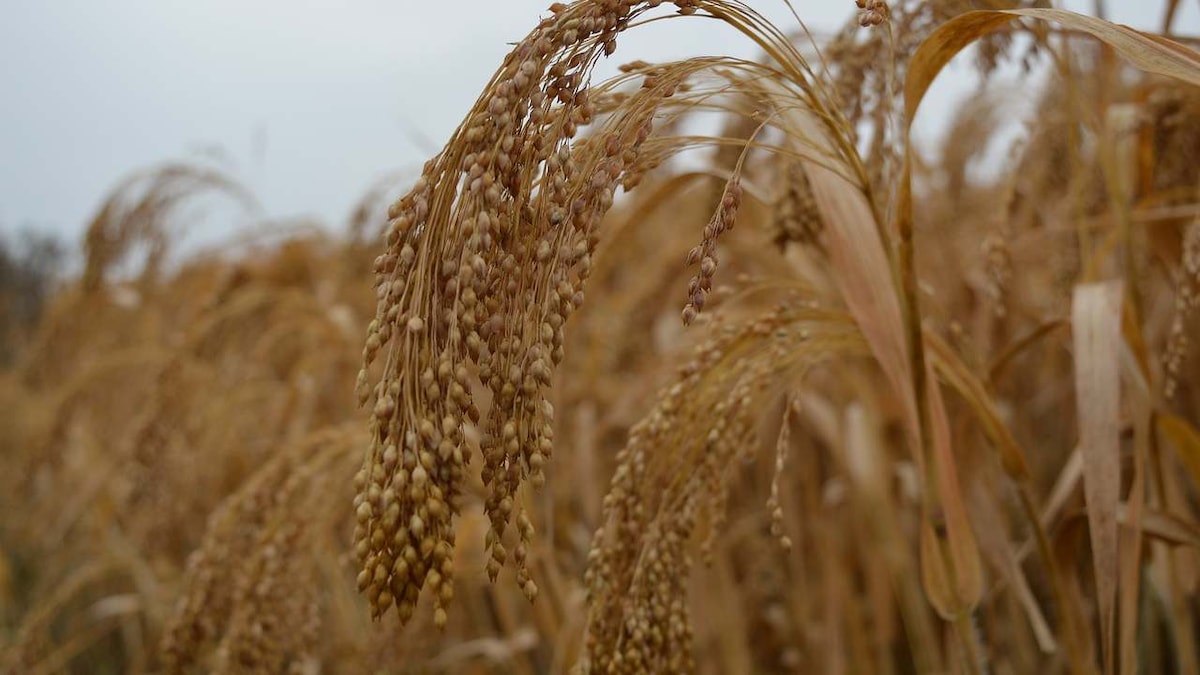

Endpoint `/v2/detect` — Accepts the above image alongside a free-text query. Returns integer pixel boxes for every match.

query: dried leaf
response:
[804,122,984,621]
[967,481,1057,653]
[1062,506,1200,549]
[918,376,984,620]
[906,9,1200,125]
[1159,414,1200,486]
[1042,448,1084,530]
[1072,280,1124,675]
[1122,506,1200,549]
[928,333,1030,479]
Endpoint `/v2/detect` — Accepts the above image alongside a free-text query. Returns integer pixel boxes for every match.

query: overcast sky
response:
[1,1,1194,249]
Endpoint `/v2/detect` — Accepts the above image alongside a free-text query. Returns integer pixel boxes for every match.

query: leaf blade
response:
[1072,281,1124,675]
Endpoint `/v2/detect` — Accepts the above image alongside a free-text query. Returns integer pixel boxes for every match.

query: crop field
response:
[2,1,1200,673]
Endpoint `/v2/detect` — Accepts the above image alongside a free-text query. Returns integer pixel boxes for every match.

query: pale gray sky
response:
[0,1,1193,248]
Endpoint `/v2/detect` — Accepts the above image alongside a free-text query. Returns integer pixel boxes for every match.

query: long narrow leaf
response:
[1072,281,1124,675]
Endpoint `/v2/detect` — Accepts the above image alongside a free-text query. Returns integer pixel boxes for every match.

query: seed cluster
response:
[731,527,801,672]
[161,459,291,671]
[582,303,858,673]
[772,162,824,252]
[981,230,1012,318]
[1149,83,1200,193]
[354,0,712,626]
[683,179,742,325]
[1165,219,1199,399]
[1147,84,1200,400]
[766,399,796,552]
[213,518,318,674]
[161,431,350,673]
[855,0,890,27]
